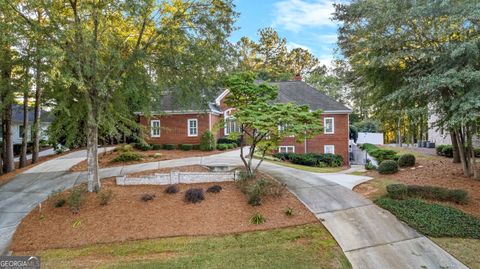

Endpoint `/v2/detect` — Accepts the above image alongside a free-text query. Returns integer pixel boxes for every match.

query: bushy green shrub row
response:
[375,197,480,238]
[273,152,344,167]
[217,143,237,150]
[386,183,468,204]
[397,154,416,167]
[360,143,399,163]
[217,137,241,146]
[378,160,399,174]
[436,144,480,158]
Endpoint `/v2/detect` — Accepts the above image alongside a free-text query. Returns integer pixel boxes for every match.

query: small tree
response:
[223,72,323,177]
[199,130,216,151]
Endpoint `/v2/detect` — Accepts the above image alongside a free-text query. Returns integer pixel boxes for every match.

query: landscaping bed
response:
[355,148,480,217]
[70,148,230,172]
[15,224,351,269]
[12,173,317,251]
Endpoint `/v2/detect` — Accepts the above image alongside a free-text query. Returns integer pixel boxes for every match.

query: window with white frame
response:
[324,117,334,134]
[188,119,198,136]
[278,146,295,153]
[324,145,335,154]
[150,120,160,137]
[225,117,240,135]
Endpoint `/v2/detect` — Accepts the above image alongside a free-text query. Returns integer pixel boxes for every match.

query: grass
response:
[264,159,346,173]
[25,224,351,269]
[431,237,480,269]
[375,197,480,238]
[357,177,399,200]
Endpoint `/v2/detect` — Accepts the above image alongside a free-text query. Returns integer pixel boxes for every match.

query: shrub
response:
[290,154,317,166]
[114,144,133,152]
[54,198,66,208]
[361,143,398,162]
[206,185,222,193]
[375,197,480,238]
[98,189,113,206]
[365,159,377,170]
[151,153,162,158]
[179,144,193,151]
[199,130,217,151]
[314,153,343,167]
[265,182,286,197]
[164,185,179,194]
[151,144,162,150]
[284,207,294,217]
[163,144,176,150]
[185,188,205,203]
[68,187,84,214]
[442,145,453,157]
[247,179,268,206]
[217,143,229,150]
[397,154,416,167]
[378,160,399,174]
[112,151,142,162]
[134,142,152,151]
[386,184,469,204]
[141,193,155,202]
[386,184,408,199]
[436,145,446,156]
[217,137,240,146]
[250,212,266,225]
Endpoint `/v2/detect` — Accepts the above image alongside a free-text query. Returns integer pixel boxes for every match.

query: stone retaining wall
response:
[116,171,237,186]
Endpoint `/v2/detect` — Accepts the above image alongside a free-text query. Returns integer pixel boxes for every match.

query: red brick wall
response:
[140,113,217,145]
[278,113,350,165]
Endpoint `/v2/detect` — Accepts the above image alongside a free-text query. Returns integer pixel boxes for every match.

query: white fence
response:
[357,132,384,145]
[116,171,237,186]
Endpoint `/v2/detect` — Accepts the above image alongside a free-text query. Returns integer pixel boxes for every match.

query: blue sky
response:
[230,0,342,68]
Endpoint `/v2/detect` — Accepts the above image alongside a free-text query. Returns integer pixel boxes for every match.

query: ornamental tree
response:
[223,72,323,177]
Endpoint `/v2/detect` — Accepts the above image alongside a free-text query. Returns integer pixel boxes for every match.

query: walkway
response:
[0,149,467,268]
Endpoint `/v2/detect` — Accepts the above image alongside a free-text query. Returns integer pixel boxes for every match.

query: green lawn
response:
[264,159,346,173]
[431,237,480,269]
[28,224,351,269]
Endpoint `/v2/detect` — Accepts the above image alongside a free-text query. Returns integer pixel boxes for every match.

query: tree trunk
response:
[86,104,100,192]
[451,131,461,163]
[397,117,402,147]
[32,60,42,164]
[454,129,470,177]
[3,104,14,173]
[19,92,29,168]
[467,125,479,179]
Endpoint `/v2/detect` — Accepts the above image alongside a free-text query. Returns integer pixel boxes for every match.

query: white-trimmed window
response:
[278,146,295,153]
[324,145,335,154]
[225,117,240,135]
[150,120,160,137]
[188,119,198,137]
[324,117,334,134]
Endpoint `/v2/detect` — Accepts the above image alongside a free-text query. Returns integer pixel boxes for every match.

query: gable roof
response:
[11,105,54,124]
[270,81,351,112]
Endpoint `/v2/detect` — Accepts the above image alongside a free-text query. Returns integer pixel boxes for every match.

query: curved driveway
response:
[0,149,466,268]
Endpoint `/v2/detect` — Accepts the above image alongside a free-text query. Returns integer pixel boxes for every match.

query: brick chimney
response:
[293,74,302,81]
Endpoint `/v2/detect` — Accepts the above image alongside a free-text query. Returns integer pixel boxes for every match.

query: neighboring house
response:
[2,105,53,144]
[428,113,480,146]
[138,80,352,164]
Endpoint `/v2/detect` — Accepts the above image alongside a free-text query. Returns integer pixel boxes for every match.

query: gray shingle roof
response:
[11,105,54,123]
[155,90,222,113]
[270,81,351,112]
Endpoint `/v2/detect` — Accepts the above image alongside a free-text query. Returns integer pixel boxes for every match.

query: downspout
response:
[208,113,212,131]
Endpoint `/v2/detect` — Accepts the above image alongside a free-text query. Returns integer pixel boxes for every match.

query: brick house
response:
[138,80,352,164]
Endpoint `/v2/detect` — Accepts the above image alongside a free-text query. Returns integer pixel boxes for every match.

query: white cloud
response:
[286,42,312,51]
[273,0,337,32]
[316,33,338,44]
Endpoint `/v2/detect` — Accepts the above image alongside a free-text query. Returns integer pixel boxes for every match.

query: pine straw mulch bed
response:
[127,165,210,177]
[354,154,480,218]
[70,149,233,172]
[11,171,317,252]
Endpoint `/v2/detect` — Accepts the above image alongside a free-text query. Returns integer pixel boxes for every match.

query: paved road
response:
[0,149,467,268]
[13,148,57,163]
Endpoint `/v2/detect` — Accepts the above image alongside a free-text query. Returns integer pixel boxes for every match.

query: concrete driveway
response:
[0,149,467,268]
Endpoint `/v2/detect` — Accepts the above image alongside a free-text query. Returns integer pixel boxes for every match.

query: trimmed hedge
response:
[134,142,152,151]
[151,144,162,150]
[386,183,468,204]
[378,160,399,174]
[273,152,343,167]
[376,197,480,238]
[217,137,241,146]
[163,144,176,150]
[397,154,416,167]
[217,143,229,150]
[179,144,194,151]
[360,143,399,163]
